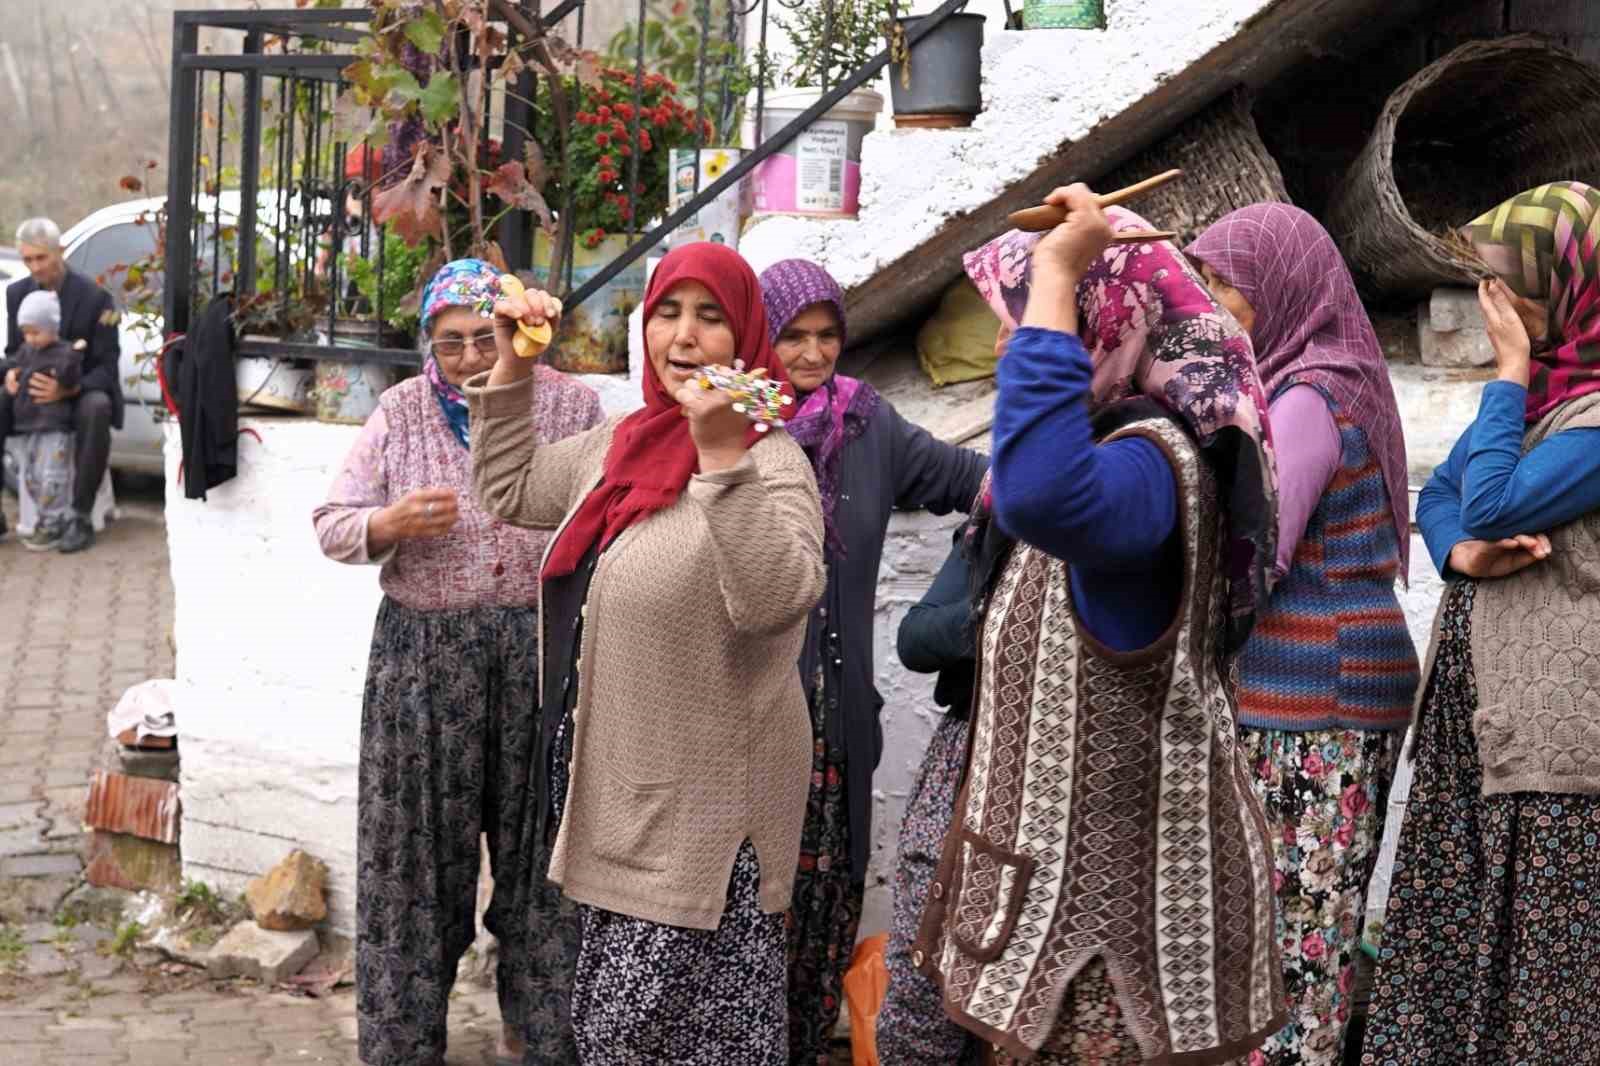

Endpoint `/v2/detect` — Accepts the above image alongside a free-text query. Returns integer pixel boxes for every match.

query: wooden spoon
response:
[1007,168,1183,232]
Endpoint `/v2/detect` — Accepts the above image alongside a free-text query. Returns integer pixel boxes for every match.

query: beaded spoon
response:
[692,361,794,432]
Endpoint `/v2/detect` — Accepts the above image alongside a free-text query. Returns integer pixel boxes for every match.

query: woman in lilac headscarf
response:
[758,258,987,1066]
[1188,204,1419,1066]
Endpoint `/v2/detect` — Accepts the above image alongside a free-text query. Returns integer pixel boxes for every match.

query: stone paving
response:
[0,486,512,1065]
[0,485,857,1065]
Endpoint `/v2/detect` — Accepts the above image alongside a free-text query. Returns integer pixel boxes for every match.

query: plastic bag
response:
[844,932,891,1066]
[916,278,1001,388]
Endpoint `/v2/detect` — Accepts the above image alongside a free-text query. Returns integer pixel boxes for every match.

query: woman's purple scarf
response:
[1188,204,1411,575]
[759,259,881,555]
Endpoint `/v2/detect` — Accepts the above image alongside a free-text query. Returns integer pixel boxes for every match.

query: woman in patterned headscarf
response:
[904,185,1286,1065]
[756,259,987,1066]
[1362,182,1600,1065]
[1187,204,1418,1066]
[313,258,604,1066]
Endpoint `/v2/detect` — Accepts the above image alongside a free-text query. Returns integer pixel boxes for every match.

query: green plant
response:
[605,1,760,144]
[771,0,894,89]
[108,921,144,959]
[529,68,706,250]
[347,227,430,335]
[0,926,23,973]
[175,880,230,926]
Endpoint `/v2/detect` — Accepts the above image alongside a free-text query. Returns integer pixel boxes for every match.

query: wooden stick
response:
[1007,169,1184,232]
[1111,230,1177,245]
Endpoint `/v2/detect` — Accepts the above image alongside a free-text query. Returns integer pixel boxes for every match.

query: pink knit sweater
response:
[313,367,604,610]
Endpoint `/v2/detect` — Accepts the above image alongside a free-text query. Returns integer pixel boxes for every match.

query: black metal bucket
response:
[888,13,985,119]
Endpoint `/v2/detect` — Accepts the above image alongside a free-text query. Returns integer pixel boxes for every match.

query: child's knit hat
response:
[17,290,61,333]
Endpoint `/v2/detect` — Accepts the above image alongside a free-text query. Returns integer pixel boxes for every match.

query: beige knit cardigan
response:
[465,370,826,929]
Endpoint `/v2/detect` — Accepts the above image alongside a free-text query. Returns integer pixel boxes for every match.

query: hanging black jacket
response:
[164,294,238,500]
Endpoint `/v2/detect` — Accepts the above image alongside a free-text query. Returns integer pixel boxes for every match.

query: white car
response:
[1,192,317,492]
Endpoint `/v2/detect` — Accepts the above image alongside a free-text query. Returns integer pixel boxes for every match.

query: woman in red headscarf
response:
[465,242,825,1063]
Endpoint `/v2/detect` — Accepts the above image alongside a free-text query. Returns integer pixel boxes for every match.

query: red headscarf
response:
[542,243,792,578]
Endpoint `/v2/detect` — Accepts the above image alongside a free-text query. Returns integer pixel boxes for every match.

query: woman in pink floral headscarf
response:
[905,187,1284,1066]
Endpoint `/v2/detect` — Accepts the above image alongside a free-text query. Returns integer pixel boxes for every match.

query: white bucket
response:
[749,87,884,219]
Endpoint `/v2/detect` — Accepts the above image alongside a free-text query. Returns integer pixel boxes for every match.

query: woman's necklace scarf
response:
[541,242,793,579]
[786,375,881,556]
[1461,181,1600,422]
[963,209,1280,652]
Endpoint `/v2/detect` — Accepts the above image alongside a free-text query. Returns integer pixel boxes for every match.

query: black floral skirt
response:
[1362,581,1600,1065]
[356,599,573,1066]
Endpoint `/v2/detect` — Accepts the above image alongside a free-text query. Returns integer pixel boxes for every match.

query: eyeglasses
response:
[431,331,498,358]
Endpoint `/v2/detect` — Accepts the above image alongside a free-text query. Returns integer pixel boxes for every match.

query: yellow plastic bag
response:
[844,933,891,1066]
[916,277,1002,388]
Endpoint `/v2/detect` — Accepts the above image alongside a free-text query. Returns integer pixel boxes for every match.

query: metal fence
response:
[163,1,969,367]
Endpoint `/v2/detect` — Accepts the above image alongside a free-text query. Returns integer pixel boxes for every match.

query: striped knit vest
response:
[1235,409,1418,732]
[915,418,1286,1065]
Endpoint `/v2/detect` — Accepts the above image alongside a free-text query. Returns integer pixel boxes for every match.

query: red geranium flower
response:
[597,105,612,122]
[595,132,610,147]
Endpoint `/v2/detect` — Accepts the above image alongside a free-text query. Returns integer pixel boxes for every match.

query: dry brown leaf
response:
[485,161,554,233]
[372,143,451,247]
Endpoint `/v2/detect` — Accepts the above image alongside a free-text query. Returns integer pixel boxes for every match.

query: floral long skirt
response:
[877,714,982,1066]
[1238,724,1401,1066]
[356,600,552,1066]
[786,689,865,1066]
[1361,581,1600,1065]
[550,714,787,1064]
[994,959,1143,1066]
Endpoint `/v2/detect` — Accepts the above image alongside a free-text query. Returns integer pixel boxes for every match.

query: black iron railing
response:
[163,1,971,368]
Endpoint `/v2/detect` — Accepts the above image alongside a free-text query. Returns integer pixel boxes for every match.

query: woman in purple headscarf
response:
[1187,204,1419,1066]
[757,258,987,1066]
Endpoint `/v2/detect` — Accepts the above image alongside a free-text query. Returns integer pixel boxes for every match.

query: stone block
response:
[207,921,319,985]
[1419,287,1496,368]
[85,830,181,894]
[0,851,81,880]
[23,944,70,977]
[246,850,329,932]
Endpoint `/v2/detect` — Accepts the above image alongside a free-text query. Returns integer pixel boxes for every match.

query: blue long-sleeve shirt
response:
[991,327,1180,651]
[1417,379,1600,575]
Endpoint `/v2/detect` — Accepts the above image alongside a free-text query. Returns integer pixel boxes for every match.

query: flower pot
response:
[750,87,884,219]
[888,14,984,125]
[1024,0,1106,29]
[532,232,649,375]
[311,361,399,425]
[237,345,315,414]
[305,318,403,424]
[669,147,752,249]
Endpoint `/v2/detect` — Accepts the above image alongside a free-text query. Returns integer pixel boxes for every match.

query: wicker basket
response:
[1094,88,1291,247]
[1329,35,1600,299]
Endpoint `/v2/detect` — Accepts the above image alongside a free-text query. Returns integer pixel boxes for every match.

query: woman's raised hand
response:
[1447,533,1551,579]
[488,284,562,387]
[674,375,752,474]
[1034,184,1114,282]
[1478,278,1532,387]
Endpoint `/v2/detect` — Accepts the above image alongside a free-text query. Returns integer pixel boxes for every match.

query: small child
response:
[9,290,81,551]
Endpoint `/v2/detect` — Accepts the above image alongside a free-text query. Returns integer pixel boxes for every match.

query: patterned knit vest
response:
[1467,392,1600,795]
[916,418,1286,1065]
[1235,408,1419,732]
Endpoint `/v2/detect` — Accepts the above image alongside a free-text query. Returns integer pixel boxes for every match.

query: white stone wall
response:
[164,420,376,933]
[738,0,1278,278]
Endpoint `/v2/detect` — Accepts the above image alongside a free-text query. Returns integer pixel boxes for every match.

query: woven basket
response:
[1329,35,1600,299]
[1094,88,1291,247]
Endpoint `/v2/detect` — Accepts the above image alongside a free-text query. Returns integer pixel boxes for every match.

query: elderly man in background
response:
[2,218,123,552]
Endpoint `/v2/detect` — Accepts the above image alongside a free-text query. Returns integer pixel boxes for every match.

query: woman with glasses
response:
[313,258,605,1066]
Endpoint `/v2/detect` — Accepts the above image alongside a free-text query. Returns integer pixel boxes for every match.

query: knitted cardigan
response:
[1465,392,1600,795]
[915,417,1285,1065]
[1235,410,1419,732]
[465,369,826,930]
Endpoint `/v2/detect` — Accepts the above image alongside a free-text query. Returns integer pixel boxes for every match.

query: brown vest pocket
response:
[591,763,677,872]
[948,828,1035,963]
